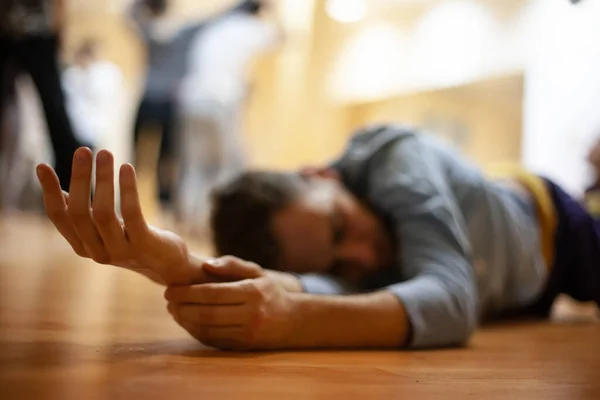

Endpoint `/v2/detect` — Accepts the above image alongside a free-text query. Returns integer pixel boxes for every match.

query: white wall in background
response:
[330,23,408,101]
[328,0,522,103]
[521,0,600,197]
[412,1,498,88]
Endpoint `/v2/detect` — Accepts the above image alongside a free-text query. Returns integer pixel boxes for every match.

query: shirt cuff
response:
[386,277,476,349]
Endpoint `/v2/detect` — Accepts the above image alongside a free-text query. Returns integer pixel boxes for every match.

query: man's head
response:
[210,168,394,283]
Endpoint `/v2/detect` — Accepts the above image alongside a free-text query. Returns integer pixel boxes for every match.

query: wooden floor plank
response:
[0,213,598,399]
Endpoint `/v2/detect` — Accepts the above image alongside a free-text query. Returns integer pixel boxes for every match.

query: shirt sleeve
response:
[369,135,478,348]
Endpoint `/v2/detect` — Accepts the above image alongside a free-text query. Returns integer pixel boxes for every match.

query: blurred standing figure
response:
[63,39,124,151]
[0,0,83,191]
[585,137,600,218]
[177,0,281,235]
[0,58,22,210]
[129,0,206,212]
[63,39,126,206]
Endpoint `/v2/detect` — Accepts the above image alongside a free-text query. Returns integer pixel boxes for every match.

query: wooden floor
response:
[0,213,599,400]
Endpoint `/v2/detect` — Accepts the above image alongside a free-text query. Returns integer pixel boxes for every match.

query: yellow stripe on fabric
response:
[486,164,557,270]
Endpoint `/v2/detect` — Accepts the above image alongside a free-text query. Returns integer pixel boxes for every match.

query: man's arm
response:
[36,147,319,292]
[37,148,228,287]
[288,291,408,349]
[265,270,303,292]
[166,257,408,350]
[371,134,478,348]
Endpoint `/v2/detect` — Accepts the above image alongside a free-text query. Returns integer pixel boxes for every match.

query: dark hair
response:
[145,0,168,16]
[210,171,306,269]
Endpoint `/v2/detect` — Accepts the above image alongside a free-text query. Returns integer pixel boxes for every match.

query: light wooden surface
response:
[0,213,599,400]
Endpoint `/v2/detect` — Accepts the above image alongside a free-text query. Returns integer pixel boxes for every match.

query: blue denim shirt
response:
[300,125,548,348]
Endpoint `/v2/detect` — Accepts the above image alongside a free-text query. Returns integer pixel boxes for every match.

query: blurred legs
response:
[176,101,246,236]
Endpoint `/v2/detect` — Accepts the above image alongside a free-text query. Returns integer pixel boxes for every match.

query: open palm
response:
[36,148,202,285]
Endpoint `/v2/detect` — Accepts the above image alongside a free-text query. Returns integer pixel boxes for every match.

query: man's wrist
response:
[183,252,209,283]
[266,270,303,293]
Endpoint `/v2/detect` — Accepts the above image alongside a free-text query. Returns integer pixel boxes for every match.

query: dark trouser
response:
[0,34,82,191]
[133,97,177,206]
[528,178,600,316]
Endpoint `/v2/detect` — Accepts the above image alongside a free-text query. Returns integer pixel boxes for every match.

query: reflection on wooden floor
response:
[0,213,599,400]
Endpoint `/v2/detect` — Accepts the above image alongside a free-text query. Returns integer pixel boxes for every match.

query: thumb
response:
[203,257,264,280]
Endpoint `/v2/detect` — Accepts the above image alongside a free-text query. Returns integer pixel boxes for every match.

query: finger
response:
[67,148,109,263]
[164,280,256,305]
[180,254,233,284]
[202,256,264,280]
[173,303,250,326]
[119,163,150,242]
[92,150,127,255]
[36,164,88,257]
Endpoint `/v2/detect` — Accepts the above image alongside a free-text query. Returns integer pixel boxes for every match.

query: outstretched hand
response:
[37,148,307,349]
[36,147,203,285]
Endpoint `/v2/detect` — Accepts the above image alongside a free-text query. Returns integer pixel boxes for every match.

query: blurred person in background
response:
[128,0,208,215]
[62,39,126,207]
[0,60,21,210]
[177,0,281,236]
[1,72,55,213]
[585,137,600,218]
[63,39,124,151]
[0,0,84,191]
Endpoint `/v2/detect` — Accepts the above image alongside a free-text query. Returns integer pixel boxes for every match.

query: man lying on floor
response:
[35,125,600,350]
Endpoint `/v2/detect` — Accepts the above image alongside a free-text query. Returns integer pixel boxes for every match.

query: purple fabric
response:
[527,178,600,316]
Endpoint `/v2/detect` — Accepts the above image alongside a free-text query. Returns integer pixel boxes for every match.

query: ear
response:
[299,166,340,181]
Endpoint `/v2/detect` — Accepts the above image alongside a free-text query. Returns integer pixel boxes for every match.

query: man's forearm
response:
[287,291,409,349]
